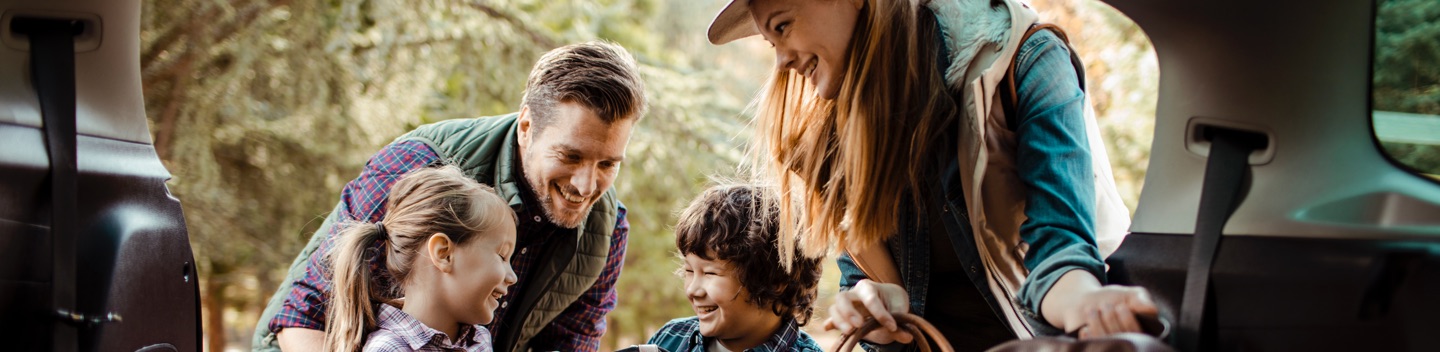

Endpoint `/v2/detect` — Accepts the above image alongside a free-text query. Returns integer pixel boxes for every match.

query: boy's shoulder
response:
[647,316,702,345]
[789,328,825,352]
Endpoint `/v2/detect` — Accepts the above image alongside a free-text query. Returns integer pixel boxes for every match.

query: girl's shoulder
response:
[361,328,417,352]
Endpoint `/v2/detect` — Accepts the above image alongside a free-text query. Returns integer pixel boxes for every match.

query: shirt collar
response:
[375,304,487,350]
[690,318,802,352]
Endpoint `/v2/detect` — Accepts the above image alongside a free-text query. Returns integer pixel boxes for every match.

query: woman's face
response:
[750,0,863,99]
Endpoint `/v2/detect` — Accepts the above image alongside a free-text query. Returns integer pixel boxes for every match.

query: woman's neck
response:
[716,314,784,351]
[399,291,461,341]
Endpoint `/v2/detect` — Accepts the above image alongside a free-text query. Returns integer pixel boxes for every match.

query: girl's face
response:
[681,253,781,347]
[750,0,863,99]
[441,225,518,326]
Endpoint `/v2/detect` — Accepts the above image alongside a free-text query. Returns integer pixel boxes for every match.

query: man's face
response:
[517,101,635,228]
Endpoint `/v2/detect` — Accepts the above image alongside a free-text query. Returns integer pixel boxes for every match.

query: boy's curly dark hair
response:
[674,184,824,325]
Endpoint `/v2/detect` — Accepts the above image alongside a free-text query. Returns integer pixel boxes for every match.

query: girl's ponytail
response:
[323,222,388,352]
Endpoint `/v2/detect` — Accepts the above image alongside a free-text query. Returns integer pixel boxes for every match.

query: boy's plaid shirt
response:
[269,140,629,352]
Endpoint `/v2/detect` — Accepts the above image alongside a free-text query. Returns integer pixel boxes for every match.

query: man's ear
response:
[517,105,532,152]
[426,233,455,273]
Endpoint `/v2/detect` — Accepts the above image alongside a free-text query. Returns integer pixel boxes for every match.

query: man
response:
[251,41,647,352]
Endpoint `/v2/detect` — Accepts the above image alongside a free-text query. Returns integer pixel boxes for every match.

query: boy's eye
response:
[774,21,790,34]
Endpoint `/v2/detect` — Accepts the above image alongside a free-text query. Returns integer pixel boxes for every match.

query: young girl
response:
[324,166,518,352]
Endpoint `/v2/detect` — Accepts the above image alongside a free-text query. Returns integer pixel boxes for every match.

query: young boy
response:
[646,184,825,352]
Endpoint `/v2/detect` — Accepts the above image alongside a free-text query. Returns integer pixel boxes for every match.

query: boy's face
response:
[681,252,782,343]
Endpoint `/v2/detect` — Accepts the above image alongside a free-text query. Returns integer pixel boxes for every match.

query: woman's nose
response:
[775,48,799,72]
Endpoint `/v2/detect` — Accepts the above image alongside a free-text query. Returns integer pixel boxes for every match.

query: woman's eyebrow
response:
[762,9,790,32]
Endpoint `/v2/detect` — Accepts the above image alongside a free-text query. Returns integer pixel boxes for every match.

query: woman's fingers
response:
[829,291,862,333]
[859,288,898,331]
[828,280,914,345]
[1076,285,1162,339]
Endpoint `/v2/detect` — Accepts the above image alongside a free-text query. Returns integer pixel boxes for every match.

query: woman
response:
[707,0,1156,349]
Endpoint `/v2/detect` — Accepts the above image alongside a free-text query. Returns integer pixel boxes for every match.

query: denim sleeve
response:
[837,252,870,292]
[1009,30,1106,335]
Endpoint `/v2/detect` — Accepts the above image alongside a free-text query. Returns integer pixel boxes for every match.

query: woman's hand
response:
[823,279,915,344]
[1045,270,1159,338]
[1070,285,1158,338]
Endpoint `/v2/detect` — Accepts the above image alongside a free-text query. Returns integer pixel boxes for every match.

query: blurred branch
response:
[460,0,558,48]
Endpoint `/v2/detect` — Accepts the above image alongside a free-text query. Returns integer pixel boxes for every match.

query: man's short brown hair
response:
[674,184,823,325]
[521,41,647,133]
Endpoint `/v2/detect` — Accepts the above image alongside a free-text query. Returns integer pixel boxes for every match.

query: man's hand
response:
[822,279,915,345]
[276,327,325,351]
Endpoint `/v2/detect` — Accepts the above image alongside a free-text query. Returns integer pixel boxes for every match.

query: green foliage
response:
[1375,0,1440,175]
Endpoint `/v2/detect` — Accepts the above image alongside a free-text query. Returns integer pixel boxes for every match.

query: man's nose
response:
[571,165,598,198]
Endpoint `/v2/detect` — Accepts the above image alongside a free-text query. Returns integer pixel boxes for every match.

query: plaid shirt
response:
[364,304,493,352]
[645,317,823,352]
[270,140,629,352]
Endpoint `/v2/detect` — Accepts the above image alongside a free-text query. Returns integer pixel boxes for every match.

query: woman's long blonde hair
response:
[751,0,959,265]
[323,165,514,352]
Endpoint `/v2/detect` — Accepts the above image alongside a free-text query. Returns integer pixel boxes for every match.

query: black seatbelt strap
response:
[17,17,83,352]
[1177,128,1266,352]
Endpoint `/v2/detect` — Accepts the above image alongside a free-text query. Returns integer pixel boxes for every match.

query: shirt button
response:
[970,265,978,273]
[533,215,542,222]
[520,248,528,255]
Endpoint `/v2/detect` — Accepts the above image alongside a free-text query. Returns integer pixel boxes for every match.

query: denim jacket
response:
[837,0,1108,344]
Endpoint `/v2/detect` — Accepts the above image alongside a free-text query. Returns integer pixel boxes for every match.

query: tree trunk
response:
[203,275,228,352]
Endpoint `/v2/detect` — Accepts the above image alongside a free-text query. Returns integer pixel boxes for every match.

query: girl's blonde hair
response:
[751,0,959,265]
[323,165,514,352]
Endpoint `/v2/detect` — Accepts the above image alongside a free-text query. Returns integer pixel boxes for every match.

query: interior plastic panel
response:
[0,0,199,350]
[0,0,152,144]
[1102,0,1440,237]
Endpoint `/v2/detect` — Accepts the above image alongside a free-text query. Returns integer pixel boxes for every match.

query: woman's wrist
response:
[1041,269,1102,330]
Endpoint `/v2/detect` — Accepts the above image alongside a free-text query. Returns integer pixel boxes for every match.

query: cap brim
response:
[707,0,760,45]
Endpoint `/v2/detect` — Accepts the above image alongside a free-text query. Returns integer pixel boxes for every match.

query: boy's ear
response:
[426,233,455,273]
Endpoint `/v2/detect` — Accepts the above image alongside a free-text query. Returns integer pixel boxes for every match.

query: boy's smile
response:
[681,253,783,350]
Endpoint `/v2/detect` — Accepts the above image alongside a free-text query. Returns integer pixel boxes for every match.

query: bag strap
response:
[15,17,84,352]
[1000,23,1072,129]
[834,313,954,352]
[1177,128,1266,351]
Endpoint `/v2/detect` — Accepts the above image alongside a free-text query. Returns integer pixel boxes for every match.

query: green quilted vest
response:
[398,113,618,352]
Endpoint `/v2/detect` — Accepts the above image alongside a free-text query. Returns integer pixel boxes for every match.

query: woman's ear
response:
[426,233,455,273]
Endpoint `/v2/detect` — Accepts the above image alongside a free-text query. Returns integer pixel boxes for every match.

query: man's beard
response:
[526,174,589,229]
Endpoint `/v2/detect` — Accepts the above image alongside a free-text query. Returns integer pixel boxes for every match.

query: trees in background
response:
[1374,0,1440,175]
